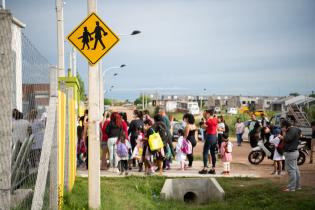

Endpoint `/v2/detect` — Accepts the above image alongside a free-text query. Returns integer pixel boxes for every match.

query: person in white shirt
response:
[269,128,285,176]
[175,129,187,171]
[217,116,225,152]
[235,118,245,146]
[12,111,31,146]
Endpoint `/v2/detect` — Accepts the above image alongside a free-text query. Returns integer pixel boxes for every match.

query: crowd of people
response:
[76,108,235,176]
[76,108,315,192]
[12,108,46,167]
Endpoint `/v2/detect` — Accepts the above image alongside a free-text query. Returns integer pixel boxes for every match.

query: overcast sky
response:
[7,0,315,100]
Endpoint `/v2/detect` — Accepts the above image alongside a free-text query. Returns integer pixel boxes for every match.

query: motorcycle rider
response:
[248,114,261,147]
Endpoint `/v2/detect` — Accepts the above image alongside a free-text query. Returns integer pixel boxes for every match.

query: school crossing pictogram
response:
[67,13,119,65]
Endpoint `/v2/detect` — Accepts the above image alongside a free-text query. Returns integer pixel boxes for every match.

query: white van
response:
[227,107,238,115]
[188,102,200,115]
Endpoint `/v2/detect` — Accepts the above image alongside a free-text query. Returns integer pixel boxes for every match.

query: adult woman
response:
[235,118,245,146]
[217,116,225,150]
[106,112,125,169]
[183,113,197,167]
[153,114,170,171]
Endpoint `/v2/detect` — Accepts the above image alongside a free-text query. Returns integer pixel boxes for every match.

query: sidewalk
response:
[76,140,315,187]
[77,160,259,178]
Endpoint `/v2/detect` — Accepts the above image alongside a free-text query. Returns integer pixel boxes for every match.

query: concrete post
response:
[56,0,66,206]
[87,0,101,209]
[49,67,58,210]
[0,10,12,210]
[99,61,104,116]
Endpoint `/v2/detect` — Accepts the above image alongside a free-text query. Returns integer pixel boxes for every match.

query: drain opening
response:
[184,192,197,204]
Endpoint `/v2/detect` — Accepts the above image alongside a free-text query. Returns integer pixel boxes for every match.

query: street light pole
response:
[56,0,65,77]
[87,0,100,209]
[101,64,125,113]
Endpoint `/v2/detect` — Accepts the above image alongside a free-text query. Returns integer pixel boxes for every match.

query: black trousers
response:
[187,149,194,167]
[119,160,128,172]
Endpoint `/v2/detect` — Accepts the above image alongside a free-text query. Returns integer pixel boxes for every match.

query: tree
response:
[134,95,151,106]
[289,92,300,97]
[309,91,315,98]
[104,98,112,105]
[77,73,86,101]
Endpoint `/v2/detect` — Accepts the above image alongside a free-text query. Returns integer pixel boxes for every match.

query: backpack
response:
[181,139,192,155]
[116,142,128,158]
[225,141,233,153]
[276,138,284,155]
[156,123,169,145]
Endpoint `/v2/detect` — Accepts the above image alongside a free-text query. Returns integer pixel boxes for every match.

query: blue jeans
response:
[203,134,217,168]
[236,133,243,145]
[284,151,300,190]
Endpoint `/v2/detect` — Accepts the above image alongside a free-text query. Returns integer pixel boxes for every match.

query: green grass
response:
[63,176,315,210]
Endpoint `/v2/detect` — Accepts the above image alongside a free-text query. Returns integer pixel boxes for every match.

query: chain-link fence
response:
[11,33,52,210]
[0,10,57,210]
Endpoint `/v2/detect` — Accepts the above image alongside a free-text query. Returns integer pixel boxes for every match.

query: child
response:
[220,134,233,175]
[176,129,187,171]
[116,133,130,175]
[131,126,145,172]
[269,128,285,175]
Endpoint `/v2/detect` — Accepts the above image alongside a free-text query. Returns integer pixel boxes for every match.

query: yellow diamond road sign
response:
[67,12,119,65]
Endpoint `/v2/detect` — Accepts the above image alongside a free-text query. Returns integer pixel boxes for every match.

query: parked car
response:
[227,107,238,115]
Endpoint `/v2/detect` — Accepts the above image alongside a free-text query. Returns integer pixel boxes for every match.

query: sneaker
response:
[199,169,208,174]
[208,169,216,174]
[282,188,295,192]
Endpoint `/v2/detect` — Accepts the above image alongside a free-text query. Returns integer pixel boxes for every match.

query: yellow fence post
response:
[60,75,80,192]
[57,81,66,208]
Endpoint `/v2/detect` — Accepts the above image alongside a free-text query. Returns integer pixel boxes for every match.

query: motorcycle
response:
[248,140,308,166]
[297,141,309,165]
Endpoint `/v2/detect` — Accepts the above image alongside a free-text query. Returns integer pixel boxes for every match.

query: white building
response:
[11,16,25,111]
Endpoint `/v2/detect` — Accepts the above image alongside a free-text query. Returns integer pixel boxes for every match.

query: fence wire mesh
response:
[11,33,51,209]
[0,10,53,209]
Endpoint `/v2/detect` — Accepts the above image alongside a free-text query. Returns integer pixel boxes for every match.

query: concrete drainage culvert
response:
[160,178,225,204]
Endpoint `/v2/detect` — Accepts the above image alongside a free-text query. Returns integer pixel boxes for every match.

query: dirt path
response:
[87,106,315,187]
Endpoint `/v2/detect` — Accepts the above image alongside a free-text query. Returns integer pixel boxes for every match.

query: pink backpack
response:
[181,139,192,155]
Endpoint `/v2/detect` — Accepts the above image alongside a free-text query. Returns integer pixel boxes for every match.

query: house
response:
[271,95,315,112]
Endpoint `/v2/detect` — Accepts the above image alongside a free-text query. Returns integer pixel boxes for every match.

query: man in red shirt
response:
[199,109,218,174]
